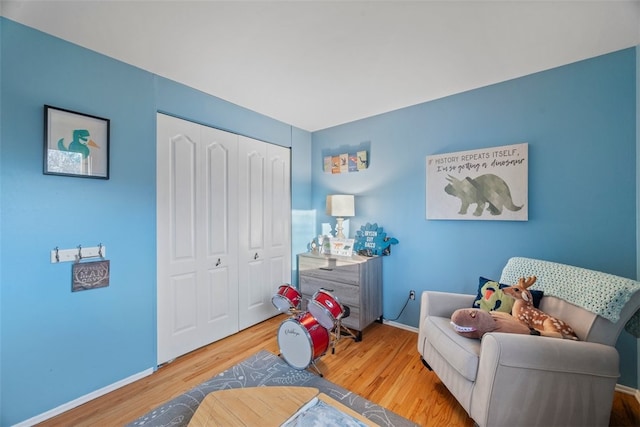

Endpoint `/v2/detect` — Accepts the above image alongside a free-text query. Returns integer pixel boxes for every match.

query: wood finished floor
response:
[38,314,640,426]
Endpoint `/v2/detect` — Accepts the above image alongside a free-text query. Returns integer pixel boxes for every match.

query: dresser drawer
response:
[341,310,360,330]
[299,276,359,308]
[299,259,360,285]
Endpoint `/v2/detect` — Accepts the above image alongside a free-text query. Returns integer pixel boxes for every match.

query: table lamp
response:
[326,194,355,239]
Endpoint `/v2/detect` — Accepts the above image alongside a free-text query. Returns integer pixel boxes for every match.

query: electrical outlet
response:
[409,290,415,300]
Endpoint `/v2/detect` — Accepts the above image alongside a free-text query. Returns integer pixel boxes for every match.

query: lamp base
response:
[335,217,346,239]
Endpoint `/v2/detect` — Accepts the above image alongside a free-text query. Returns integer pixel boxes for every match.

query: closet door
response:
[265,142,292,310]
[157,114,239,364]
[237,137,291,329]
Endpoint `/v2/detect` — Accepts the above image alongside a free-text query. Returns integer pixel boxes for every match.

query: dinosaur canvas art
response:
[444,174,523,217]
[426,142,528,221]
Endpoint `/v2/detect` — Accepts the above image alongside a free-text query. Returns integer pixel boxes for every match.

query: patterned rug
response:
[127,350,417,427]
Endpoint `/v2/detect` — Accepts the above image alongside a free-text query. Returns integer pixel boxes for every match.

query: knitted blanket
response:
[500,257,640,337]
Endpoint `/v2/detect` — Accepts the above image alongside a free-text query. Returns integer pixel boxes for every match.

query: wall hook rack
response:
[51,244,107,263]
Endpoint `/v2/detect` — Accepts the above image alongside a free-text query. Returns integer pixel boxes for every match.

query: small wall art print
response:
[44,105,110,179]
[324,151,368,174]
[426,143,528,221]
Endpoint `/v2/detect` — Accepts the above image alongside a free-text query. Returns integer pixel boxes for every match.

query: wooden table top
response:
[188,386,376,426]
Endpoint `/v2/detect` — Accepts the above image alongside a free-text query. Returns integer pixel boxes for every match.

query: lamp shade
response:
[326,194,355,217]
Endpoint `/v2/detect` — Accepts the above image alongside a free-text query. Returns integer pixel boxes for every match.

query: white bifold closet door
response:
[237,136,292,329]
[156,114,290,365]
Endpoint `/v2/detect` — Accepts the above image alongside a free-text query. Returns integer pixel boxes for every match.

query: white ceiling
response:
[2,1,639,131]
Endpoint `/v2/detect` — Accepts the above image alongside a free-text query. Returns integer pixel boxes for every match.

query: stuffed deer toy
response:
[503,276,579,340]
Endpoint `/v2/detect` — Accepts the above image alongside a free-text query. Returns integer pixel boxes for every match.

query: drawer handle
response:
[319,267,333,271]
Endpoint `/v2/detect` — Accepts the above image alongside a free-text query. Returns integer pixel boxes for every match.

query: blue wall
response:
[0,19,310,425]
[311,48,638,385]
[1,18,157,426]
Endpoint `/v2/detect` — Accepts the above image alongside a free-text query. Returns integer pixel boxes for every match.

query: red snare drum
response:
[278,312,329,370]
[308,289,344,329]
[272,284,302,312]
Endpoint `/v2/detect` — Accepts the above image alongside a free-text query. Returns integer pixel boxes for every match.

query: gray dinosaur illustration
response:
[444,174,523,216]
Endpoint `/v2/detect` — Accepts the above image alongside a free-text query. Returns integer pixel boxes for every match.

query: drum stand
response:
[277,352,325,378]
[309,359,324,377]
[287,307,302,317]
[330,306,360,354]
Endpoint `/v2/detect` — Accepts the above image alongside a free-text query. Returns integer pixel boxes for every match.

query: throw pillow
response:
[473,277,515,313]
[473,276,544,312]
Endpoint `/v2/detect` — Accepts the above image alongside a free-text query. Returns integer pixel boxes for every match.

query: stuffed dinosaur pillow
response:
[451,308,531,339]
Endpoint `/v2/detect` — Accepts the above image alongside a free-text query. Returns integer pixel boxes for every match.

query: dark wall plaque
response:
[72,260,110,292]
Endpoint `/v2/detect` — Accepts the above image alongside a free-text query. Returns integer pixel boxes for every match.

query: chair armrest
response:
[471,333,619,427]
[479,333,619,375]
[418,291,476,356]
[420,290,476,319]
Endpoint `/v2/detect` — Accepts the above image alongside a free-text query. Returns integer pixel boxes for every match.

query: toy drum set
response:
[272,284,358,375]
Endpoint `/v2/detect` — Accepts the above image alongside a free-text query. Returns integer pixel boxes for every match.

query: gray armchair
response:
[417,257,640,427]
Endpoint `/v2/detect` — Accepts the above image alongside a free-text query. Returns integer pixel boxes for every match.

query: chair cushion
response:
[424,316,481,382]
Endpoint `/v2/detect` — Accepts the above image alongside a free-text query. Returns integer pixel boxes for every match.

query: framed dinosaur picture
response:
[426,142,528,221]
[44,105,110,179]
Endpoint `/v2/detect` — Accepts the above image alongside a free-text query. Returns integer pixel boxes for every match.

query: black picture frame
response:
[44,105,110,179]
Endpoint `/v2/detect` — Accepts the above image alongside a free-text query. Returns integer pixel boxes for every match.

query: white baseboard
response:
[383,319,419,333]
[615,383,640,405]
[12,368,154,427]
